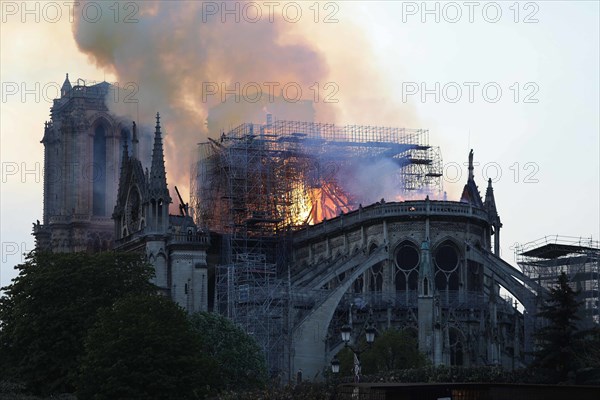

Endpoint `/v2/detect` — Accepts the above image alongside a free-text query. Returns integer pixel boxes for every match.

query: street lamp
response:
[341,324,352,343]
[365,324,376,344]
[338,311,376,383]
[330,357,340,374]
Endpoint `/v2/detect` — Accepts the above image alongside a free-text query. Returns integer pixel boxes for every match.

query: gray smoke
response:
[72,1,421,204]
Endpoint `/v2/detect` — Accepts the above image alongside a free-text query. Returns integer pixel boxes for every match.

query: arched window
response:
[353,275,364,294]
[369,262,383,292]
[449,328,464,366]
[93,124,107,216]
[368,244,383,292]
[434,241,460,291]
[395,242,420,292]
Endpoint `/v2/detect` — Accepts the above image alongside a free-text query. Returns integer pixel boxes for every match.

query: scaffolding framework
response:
[516,235,600,327]
[189,119,444,377]
[191,120,443,232]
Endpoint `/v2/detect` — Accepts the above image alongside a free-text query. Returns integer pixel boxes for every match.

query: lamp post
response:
[332,312,376,383]
[331,357,340,374]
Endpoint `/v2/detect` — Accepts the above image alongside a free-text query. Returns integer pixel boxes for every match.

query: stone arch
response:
[367,239,380,253]
[153,252,168,289]
[432,239,462,291]
[126,185,142,232]
[448,326,466,366]
[293,246,388,378]
[89,113,116,135]
[394,240,420,292]
[368,243,383,292]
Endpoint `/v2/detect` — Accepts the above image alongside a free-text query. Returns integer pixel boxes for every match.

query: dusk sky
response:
[1,1,599,288]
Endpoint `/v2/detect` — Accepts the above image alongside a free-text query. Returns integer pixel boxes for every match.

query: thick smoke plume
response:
[72,1,420,205]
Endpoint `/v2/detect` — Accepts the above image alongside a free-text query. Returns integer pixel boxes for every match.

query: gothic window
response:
[353,274,364,294]
[154,254,167,288]
[368,244,383,292]
[434,242,460,291]
[93,124,107,216]
[467,260,483,292]
[369,262,383,292]
[449,328,464,366]
[126,187,142,233]
[395,242,420,292]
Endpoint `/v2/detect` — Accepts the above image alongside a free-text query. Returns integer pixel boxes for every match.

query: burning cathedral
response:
[33,76,545,381]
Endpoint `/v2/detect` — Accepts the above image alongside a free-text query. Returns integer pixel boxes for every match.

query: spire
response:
[484,177,502,239]
[131,121,139,160]
[149,112,170,201]
[484,178,498,216]
[460,149,483,208]
[61,73,72,97]
[468,149,474,180]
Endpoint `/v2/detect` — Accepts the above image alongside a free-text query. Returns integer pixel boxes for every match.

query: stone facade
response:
[34,76,210,313]
[33,76,124,252]
[288,155,534,379]
[34,75,537,381]
[112,114,210,312]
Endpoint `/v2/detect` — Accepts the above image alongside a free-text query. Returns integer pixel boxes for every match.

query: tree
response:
[533,272,583,382]
[188,312,267,391]
[78,295,218,399]
[336,329,427,376]
[0,251,156,395]
[362,329,428,373]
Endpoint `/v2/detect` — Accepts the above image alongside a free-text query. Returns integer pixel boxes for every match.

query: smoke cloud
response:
[72,1,420,204]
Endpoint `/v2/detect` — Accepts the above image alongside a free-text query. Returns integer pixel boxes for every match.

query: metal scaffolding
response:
[189,118,444,377]
[191,119,443,231]
[516,235,600,327]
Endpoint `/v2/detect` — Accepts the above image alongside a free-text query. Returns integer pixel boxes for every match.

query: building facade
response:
[34,76,210,313]
[288,155,534,378]
[33,76,126,252]
[35,75,551,382]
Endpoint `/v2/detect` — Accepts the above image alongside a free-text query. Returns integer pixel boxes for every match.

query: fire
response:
[289,182,353,226]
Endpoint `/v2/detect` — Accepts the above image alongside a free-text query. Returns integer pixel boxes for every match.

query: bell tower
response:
[33,74,128,252]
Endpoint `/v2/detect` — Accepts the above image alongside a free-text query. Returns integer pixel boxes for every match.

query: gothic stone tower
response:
[113,114,210,312]
[33,75,127,252]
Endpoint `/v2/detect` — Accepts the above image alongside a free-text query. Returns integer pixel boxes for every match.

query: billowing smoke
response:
[340,158,407,205]
[72,1,419,204]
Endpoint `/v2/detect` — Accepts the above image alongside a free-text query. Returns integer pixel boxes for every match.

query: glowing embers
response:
[288,180,353,226]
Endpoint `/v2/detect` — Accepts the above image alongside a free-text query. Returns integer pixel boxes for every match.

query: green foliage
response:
[362,329,428,373]
[189,312,267,391]
[573,327,600,384]
[533,272,584,382]
[336,329,427,376]
[0,251,156,395]
[78,295,218,399]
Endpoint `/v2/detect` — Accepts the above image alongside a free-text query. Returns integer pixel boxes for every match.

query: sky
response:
[1,1,599,288]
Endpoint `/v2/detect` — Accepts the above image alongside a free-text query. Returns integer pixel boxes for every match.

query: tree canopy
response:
[78,295,218,399]
[533,272,584,382]
[188,311,267,391]
[0,251,156,395]
[336,328,427,376]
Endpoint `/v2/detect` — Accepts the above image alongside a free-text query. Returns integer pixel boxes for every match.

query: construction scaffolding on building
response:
[189,118,443,377]
[516,235,600,327]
